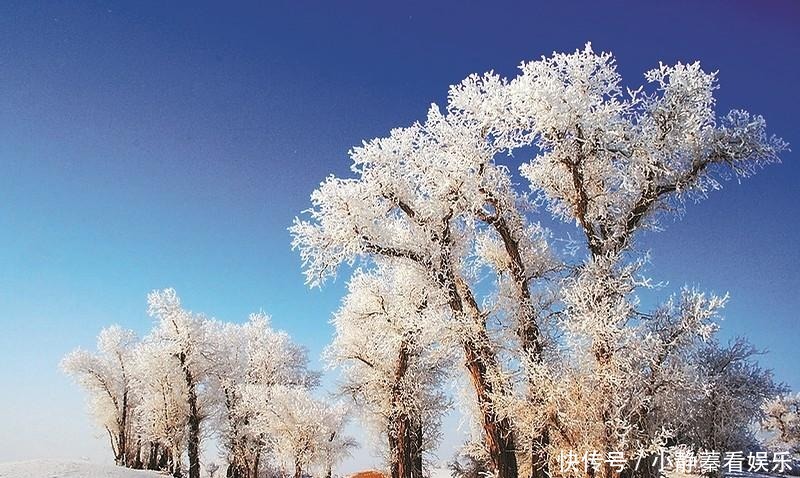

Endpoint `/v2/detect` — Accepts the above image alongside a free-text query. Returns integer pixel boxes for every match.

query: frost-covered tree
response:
[133,339,190,476]
[676,338,787,453]
[207,313,319,478]
[64,290,338,478]
[292,44,786,478]
[327,263,452,478]
[316,401,359,478]
[145,288,213,478]
[763,393,800,455]
[246,386,356,478]
[291,68,556,478]
[61,326,139,466]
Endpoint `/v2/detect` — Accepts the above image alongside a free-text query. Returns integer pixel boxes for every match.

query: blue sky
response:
[0,0,797,470]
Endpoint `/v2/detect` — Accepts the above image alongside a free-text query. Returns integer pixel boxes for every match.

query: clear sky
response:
[0,0,797,472]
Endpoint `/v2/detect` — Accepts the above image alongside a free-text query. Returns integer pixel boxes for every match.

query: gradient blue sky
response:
[0,0,797,471]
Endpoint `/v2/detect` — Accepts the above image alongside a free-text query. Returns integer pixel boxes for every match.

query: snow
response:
[0,460,161,478]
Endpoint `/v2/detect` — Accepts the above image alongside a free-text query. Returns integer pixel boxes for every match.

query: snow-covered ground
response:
[0,460,161,478]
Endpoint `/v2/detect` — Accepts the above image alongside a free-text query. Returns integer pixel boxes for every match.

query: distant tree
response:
[64,290,350,478]
[677,338,788,452]
[246,386,356,478]
[61,325,138,466]
[133,338,191,476]
[449,447,491,478]
[327,264,452,478]
[207,313,319,478]
[316,401,359,478]
[145,288,213,478]
[763,392,800,455]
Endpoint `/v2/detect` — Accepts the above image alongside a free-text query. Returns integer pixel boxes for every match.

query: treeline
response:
[62,289,354,478]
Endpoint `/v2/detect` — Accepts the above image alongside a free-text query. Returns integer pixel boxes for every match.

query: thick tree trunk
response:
[389,339,422,478]
[390,413,416,478]
[452,276,519,478]
[463,338,518,478]
[394,416,424,478]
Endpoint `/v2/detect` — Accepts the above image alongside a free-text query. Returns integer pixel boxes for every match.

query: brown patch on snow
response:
[349,470,388,478]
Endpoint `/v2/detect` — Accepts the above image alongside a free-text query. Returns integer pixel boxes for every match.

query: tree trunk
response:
[119,390,128,466]
[452,277,519,478]
[413,420,423,478]
[252,450,260,478]
[463,338,518,478]
[147,442,159,470]
[106,427,123,466]
[186,394,201,478]
[390,413,416,478]
[131,438,143,469]
[380,215,519,478]
[179,352,202,478]
[173,448,183,478]
[158,445,170,471]
[294,459,302,478]
[391,417,424,478]
[480,207,550,478]
[389,339,422,478]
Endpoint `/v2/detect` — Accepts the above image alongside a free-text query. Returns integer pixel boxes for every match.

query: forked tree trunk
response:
[480,207,550,478]
[374,213,519,478]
